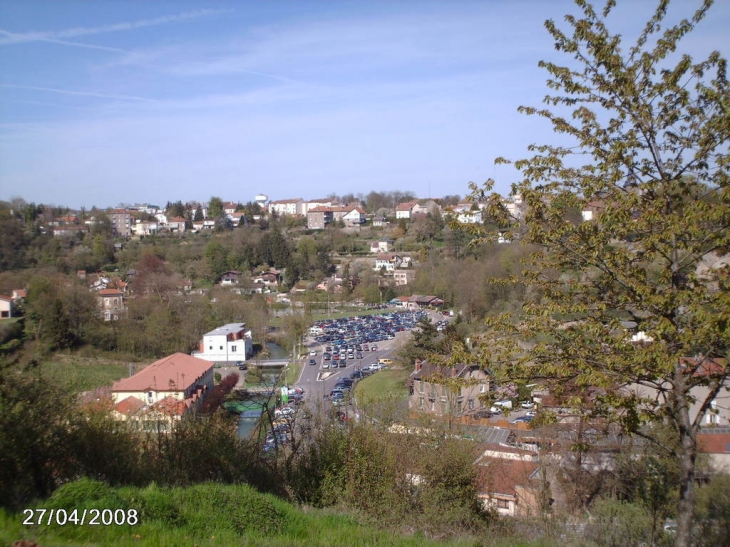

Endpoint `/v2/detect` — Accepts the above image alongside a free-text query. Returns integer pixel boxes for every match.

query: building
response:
[111,353,214,429]
[220,271,242,285]
[269,198,305,216]
[108,209,133,237]
[132,221,158,236]
[197,323,253,363]
[396,200,418,219]
[97,288,126,321]
[0,295,13,318]
[407,359,490,417]
[167,217,187,232]
[307,206,334,230]
[374,253,402,272]
[393,270,416,286]
[476,451,541,517]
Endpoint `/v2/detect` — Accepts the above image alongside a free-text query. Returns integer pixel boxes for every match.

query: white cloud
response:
[0,9,232,46]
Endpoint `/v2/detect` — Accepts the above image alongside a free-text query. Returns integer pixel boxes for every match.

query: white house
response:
[269,198,305,216]
[197,323,254,363]
[374,253,402,272]
[396,201,418,219]
[370,239,392,253]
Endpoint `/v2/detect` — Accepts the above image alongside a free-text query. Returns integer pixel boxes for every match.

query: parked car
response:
[236,361,247,371]
[513,416,533,424]
[309,359,317,365]
[309,350,317,356]
[520,401,535,409]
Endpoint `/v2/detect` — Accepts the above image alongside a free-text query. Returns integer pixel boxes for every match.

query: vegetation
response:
[466,1,729,545]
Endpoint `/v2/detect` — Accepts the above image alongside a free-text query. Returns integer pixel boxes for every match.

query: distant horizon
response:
[2,1,728,209]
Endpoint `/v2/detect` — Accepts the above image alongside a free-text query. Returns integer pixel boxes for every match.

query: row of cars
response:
[329,361,389,406]
[310,311,429,347]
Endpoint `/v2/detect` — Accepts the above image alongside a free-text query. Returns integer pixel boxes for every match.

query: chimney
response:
[415,359,422,372]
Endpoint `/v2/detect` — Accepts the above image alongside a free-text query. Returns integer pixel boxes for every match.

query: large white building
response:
[197,323,253,363]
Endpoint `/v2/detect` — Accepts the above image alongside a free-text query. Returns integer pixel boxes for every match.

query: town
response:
[1,1,728,546]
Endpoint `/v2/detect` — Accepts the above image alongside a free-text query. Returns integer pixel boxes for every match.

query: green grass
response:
[38,355,142,391]
[283,361,303,386]
[354,365,410,404]
[1,480,519,547]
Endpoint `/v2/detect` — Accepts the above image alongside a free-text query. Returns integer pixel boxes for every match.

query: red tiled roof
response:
[115,396,145,415]
[0,295,12,302]
[698,433,730,454]
[396,200,418,211]
[112,353,213,393]
[98,289,124,296]
[478,459,539,497]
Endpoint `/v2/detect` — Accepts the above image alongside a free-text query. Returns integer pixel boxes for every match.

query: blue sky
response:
[1,1,728,209]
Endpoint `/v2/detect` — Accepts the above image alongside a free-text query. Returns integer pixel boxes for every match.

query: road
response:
[292,309,445,404]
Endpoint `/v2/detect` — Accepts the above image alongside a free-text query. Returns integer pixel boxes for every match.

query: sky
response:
[1,1,728,209]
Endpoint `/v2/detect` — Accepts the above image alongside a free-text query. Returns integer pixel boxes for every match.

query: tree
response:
[467,2,729,545]
[208,196,224,219]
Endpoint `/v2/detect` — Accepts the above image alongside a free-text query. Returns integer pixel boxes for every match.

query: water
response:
[265,341,289,359]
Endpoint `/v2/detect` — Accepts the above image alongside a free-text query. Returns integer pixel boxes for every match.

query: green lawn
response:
[354,365,410,404]
[38,355,142,391]
[0,480,556,547]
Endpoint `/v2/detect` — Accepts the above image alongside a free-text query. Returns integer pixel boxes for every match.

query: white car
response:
[309,350,317,356]
[520,401,535,410]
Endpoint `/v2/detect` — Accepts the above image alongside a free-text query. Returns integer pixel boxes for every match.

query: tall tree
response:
[208,196,224,219]
[468,2,728,545]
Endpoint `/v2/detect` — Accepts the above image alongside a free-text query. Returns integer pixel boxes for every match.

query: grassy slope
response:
[38,355,143,391]
[0,480,552,547]
[354,365,410,403]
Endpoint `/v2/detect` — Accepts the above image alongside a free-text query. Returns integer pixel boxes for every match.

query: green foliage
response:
[584,499,654,547]
[694,473,730,547]
[465,1,729,543]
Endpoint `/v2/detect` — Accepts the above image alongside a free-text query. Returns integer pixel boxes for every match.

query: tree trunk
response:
[673,375,697,547]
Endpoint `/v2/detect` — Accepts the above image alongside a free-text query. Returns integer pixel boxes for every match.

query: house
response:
[52,225,89,237]
[698,430,730,472]
[370,239,392,253]
[404,295,444,309]
[372,216,389,227]
[111,353,214,429]
[0,295,13,318]
[581,200,604,222]
[396,200,418,219]
[220,271,242,285]
[307,206,334,230]
[305,198,334,212]
[197,323,253,363]
[340,205,366,226]
[227,212,245,226]
[412,200,441,216]
[97,288,126,321]
[11,289,26,301]
[374,253,402,272]
[476,453,541,517]
[393,270,416,286]
[167,217,187,232]
[132,221,158,236]
[223,201,238,215]
[407,359,491,417]
[269,198,305,216]
[108,208,133,237]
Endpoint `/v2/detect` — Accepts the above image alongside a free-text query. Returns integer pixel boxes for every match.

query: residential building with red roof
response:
[0,295,13,318]
[111,353,214,428]
[97,288,126,321]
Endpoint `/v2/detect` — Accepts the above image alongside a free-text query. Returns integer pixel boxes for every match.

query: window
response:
[209,346,213,350]
[468,398,475,410]
[419,397,424,409]
[496,499,510,509]
[480,384,486,393]
[231,345,237,352]
[457,400,462,413]
[220,346,223,350]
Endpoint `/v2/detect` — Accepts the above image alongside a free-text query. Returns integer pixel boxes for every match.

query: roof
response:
[0,295,12,302]
[408,360,486,387]
[478,459,540,497]
[115,396,145,415]
[204,323,247,337]
[98,289,124,296]
[112,352,213,393]
[271,198,303,204]
[698,430,730,454]
[396,200,418,211]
